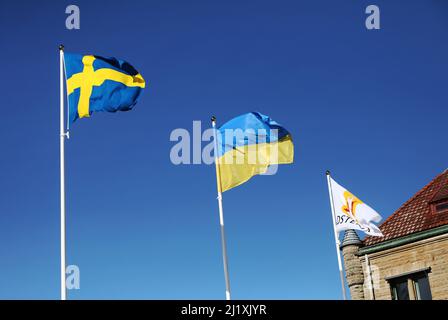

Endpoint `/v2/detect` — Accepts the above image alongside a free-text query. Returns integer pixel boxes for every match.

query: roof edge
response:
[363,170,448,245]
[358,224,448,255]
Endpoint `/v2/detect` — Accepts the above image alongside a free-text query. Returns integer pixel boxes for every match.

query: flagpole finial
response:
[59,44,64,51]
[326,170,331,176]
[211,116,216,123]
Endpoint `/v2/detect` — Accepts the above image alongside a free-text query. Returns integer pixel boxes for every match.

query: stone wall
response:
[359,233,448,300]
[342,244,365,300]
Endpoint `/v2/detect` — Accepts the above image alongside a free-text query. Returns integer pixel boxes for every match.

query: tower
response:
[340,230,365,300]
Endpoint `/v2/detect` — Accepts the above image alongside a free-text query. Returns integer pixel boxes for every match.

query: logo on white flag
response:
[329,176,383,237]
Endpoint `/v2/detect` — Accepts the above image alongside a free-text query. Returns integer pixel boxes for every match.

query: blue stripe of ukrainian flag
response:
[216,112,294,192]
[64,53,146,123]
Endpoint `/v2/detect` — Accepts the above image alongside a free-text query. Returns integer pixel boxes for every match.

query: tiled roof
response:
[364,169,448,246]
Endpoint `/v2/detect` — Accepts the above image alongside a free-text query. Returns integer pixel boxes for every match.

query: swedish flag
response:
[64,53,146,123]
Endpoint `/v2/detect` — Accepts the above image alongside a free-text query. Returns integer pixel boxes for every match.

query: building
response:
[341,169,448,300]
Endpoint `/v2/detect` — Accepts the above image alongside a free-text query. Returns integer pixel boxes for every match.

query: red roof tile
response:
[364,169,448,246]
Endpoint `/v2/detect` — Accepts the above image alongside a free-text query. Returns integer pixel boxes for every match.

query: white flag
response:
[329,177,383,237]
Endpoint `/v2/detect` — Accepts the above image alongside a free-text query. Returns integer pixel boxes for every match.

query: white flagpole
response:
[211,116,231,301]
[59,44,67,300]
[326,170,347,300]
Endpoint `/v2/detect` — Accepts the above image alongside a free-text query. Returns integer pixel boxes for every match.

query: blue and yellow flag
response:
[216,112,294,192]
[64,53,145,123]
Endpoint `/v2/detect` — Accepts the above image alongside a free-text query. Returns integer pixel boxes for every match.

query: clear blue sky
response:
[0,0,447,299]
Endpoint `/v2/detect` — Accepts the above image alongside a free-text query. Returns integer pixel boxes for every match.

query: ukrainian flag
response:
[64,53,146,123]
[216,112,294,192]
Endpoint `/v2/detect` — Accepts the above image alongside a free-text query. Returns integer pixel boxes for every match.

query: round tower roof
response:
[340,229,362,249]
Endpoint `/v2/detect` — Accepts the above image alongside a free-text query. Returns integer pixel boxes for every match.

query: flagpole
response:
[326,170,347,300]
[59,44,67,300]
[211,116,231,301]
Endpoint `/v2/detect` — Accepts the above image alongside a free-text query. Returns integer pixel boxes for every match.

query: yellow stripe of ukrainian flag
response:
[217,136,294,192]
